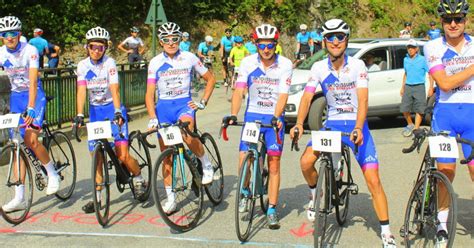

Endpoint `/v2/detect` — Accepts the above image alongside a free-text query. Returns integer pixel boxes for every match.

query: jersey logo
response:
[428,55,439,63]
[2,59,13,68]
[30,54,38,61]
[269,144,280,150]
[85,70,97,80]
[359,71,368,80]
[109,68,116,76]
[256,86,273,100]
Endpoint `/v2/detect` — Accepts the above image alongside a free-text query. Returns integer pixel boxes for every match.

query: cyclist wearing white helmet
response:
[290,18,397,248]
[197,35,215,69]
[0,16,60,212]
[146,22,217,213]
[295,23,313,60]
[179,31,191,52]
[223,23,293,230]
[423,0,473,245]
[118,26,145,65]
[74,26,146,213]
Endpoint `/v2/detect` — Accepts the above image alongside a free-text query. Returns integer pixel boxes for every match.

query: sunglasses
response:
[88,44,106,52]
[324,34,347,43]
[160,37,180,44]
[0,31,20,38]
[442,16,466,24]
[257,43,276,50]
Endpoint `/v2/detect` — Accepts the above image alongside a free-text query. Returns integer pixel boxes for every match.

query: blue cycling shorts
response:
[10,89,46,137]
[88,103,129,151]
[239,113,285,157]
[432,103,474,165]
[156,97,195,125]
[307,120,379,170]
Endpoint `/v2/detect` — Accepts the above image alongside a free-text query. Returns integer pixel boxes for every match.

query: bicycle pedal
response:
[349,184,358,195]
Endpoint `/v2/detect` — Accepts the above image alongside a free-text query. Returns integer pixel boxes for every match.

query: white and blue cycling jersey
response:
[0,42,41,92]
[424,33,474,165]
[77,55,119,106]
[221,36,234,53]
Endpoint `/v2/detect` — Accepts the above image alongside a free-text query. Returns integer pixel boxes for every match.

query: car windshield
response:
[296,48,361,70]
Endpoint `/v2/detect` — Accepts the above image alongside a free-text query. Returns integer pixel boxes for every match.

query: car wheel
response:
[308,97,327,131]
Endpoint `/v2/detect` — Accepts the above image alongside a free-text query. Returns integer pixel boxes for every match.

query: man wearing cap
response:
[400,39,434,137]
[29,28,49,68]
[426,21,442,40]
[399,22,412,38]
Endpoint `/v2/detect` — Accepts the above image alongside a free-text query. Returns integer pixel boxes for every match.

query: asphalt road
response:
[0,88,472,247]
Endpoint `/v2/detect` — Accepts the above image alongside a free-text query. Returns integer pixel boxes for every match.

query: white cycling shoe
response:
[201,165,214,185]
[382,234,397,248]
[46,175,60,195]
[163,200,177,214]
[307,199,316,222]
[2,198,27,213]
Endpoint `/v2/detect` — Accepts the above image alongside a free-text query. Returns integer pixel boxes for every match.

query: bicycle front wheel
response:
[335,146,351,225]
[128,133,152,202]
[201,133,224,205]
[235,152,256,242]
[313,162,330,248]
[48,131,77,200]
[152,147,203,232]
[91,144,110,227]
[403,171,457,248]
[0,146,33,225]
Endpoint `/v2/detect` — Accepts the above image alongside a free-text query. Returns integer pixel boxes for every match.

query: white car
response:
[285,38,434,130]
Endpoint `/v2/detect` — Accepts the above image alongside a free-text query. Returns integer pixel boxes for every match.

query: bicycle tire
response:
[0,146,33,225]
[235,152,256,242]
[48,131,77,200]
[259,155,269,214]
[313,162,329,248]
[403,171,457,247]
[91,144,110,227]
[128,134,152,202]
[335,146,351,225]
[201,133,224,205]
[152,147,203,232]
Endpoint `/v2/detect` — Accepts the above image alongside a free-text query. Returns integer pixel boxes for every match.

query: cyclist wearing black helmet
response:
[427,21,442,40]
[118,26,145,65]
[399,22,412,38]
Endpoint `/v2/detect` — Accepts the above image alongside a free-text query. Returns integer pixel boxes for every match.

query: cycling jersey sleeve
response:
[77,60,87,86]
[423,42,444,74]
[355,60,369,88]
[191,53,208,76]
[120,37,129,46]
[304,63,320,93]
[147,58,159,85]
[235,58,249,89]
[27,45,39,69]
[107,59,119,85]
[229,47,236,59]
[197,43,204,53]
[138,38,144,46]
[279,60,292,94]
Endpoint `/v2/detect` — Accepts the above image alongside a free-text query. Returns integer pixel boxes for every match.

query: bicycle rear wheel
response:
[201,133,224,205]
[0,146,33,225]
[128,133,152,202]
[48,131,77,200]
[313,162,330,248]
[235,152,256,242]
[403,171,457,247]
[335,146,351,225]
[91,145,110,227]
[152,148,203,232]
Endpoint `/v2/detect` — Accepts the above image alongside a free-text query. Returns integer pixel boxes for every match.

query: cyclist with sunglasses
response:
[220,28,234,87]
[74,26,146,213]
[146,22,217,214]
[0,16,60,212]
[423,0,474,245]
[289,19,397,248]
[223,24,292,229]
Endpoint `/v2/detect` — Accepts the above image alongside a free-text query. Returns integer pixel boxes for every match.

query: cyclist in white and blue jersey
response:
[73,26,145,213]
[0,16,60,212]
[146,22,217,214]
[423,0,474,245]
[290,19,397,248]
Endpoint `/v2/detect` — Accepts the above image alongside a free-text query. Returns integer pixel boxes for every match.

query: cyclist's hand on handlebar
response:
[271,116,282,130]
[148,118,159,130]
[222,115,237,128]
[113,111,125,126]
[22,107,36,126]
[187,99,206,110]
[73,114,85,128]
[351,128,363,146]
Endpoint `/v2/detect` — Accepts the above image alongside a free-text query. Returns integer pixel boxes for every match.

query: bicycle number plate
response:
[242,122,260,144]
[159,126,183,146]
[0,113,21,129]
[87,121,112,141]
[311,131,341,153]
[428,136,459,158]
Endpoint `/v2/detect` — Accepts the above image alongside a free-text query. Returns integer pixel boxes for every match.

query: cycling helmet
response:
[158,22,182,39]
[404,22,412,27]
[299,24,308,30]
[234,36,243,43]
[205,35,213,42]
[322,19,350,36]
[438,0,469,16]
[182,32,189,38]
[253,24,279,41]
[0,16,22,32]
[86,26,110,41]
[130,26,139,33]
[429,21,436,26]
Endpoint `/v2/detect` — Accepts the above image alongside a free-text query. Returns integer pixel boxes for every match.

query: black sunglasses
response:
[442,16,466,24]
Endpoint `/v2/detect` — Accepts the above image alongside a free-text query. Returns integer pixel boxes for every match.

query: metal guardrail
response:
[40,62,148,129]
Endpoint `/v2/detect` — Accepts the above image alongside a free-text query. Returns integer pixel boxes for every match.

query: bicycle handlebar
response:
[219,121,282,145]
[290,127,359,153]
[139,129,158,149]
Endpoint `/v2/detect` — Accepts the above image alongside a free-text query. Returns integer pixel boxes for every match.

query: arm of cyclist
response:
[145,82,158,130]
[109,84,124,125]
[430,65,474,92]
[117,40,131,54]
[74,84,87,127]
[290,91,312,140]
[352,87,368,145]
[188,71,216,111]
[24,64,39,126]
[273,93,288,130]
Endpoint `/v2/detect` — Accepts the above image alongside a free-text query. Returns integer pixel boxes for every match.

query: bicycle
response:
[0,110,77,224]
[220,120,281,242]
[152,119,224,232]
[400,128,474,247]
[292,128,359,248]
[73,120,153,227]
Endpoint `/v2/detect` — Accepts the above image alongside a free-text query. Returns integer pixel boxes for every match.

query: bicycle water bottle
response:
[332,153,343,181]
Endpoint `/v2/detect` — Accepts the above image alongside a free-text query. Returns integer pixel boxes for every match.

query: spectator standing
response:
[118,26,145,65]
[179,32,191,52]
[426,21,442,40]
[46,42,60,73]
[400,39,434,137]
[399,22,412,38]
[29,28,49,68]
